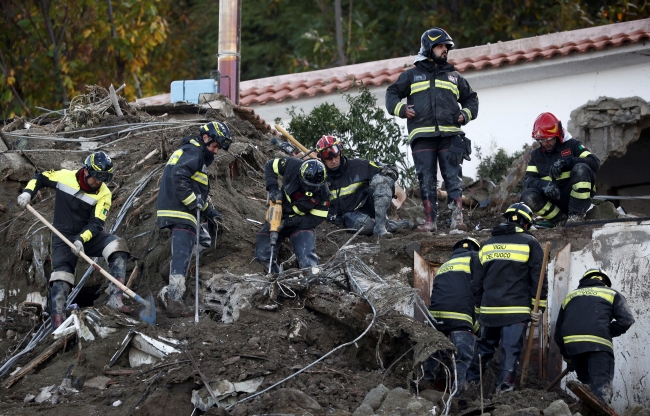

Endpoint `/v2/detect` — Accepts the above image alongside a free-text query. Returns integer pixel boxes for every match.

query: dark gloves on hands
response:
[279,217,299,231]
[380,165,399,182]
[189,196,205,212]
[550,157,579,179]
[447,136,467,166]
[268,186,283,203]
[205,207,223,226]
[543,182,561,200]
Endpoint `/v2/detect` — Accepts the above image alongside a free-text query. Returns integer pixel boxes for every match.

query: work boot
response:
[417,200,437,232]
[373,196,393,237]
[386,219,415,233]
[51,313,65,330]
[107,279,132,315]
[449,197,467,231]
[566,212,586,224]
[107,252,132,314]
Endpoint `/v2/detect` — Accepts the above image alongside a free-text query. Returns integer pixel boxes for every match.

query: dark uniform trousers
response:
[423,330,477,389]
[571,351,615,403]
[411,136,463,218]
[255,225,318,273]
[521,162,595,221]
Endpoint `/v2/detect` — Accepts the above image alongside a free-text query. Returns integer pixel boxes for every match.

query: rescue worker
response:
[156,121,230,317]
[255,158,330,273]
[316,135,413,237]
[423,237,482,392]
[554,268,634,403]
[466,203,547,394]
[386,27,478,232]
[521,112,600,226]
[16,152,131,330]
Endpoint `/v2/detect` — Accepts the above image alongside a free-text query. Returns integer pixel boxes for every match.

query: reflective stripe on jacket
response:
[157,136,214,229]
[327,157,383,216]
[385,60,478,144]
[473,222,547,327]
[554,278,634,357]
[24,169,111,242]
[429,248,482,333]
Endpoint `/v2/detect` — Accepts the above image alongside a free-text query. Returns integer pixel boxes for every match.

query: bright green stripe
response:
[570,190,591,199]
[409,126,437,140]
[191,172,208,185]
[394,102,404,116]
[562,287,615,308]
[526,166,538,173]
[410,81,430,95]
[539,202,561,220]
[563,335,613,349]
[439,125,462,133]
[573,181,591,190]
[182,193,196,205]
[579,151,591,158]
[157,210,197,224]
[292,205,305,216]
[330,182,364,200]
[480,243,530,264]
[273,159,281,174]
[437,257,471,275]
[310,208,329,218]
[429,311,473,324]
[462,108,472,121]
[531,298,548,308]
[434,80,459,99]
[480,306,531,315]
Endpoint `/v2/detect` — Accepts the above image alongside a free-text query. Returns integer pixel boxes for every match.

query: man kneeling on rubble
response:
[315,135,413,238]
[555,268,634,404]
[255,157,330,274]
[422,237,481,392]
[17,152,131,330]
[521,112,600,226]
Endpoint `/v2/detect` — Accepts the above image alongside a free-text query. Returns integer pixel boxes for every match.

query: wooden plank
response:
[547,243,571,382]
[567,380,618,416]
[412,251,439,323]
[4,337,66,388]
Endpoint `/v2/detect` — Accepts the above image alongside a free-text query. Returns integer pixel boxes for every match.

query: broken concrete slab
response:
[83,376,111,390]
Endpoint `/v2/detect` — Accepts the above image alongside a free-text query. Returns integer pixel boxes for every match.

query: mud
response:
[0,100,600,415]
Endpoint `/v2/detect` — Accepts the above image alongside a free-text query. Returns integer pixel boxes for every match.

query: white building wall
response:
[547,221,650,413]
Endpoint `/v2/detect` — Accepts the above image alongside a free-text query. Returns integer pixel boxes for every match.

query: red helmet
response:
[532,112,564,143]
[316,135,343,160]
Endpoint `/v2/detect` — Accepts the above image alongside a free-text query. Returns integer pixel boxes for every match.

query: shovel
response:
[26,204,156,325]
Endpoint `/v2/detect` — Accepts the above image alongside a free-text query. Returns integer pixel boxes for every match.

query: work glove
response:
[279,217,300,231]
[17,192,31,209]
[199,225,211,248]
[543,182,561,200]
[189,195,205,212]
[550,158,579,179]
[72,240,85,257]
[530,310,543,325]
[447,136,466,166]
[205,207,223,226]
[267,186,283,203]
[380,165,399,182]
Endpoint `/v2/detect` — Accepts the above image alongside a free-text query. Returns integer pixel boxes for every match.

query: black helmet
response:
[581,268,612,287]
[504,203,534,227]
[200,121,232,150]
[83,151,114,183]
[453,237,481,252]
[299,159,326,193]
[419,28,454,58]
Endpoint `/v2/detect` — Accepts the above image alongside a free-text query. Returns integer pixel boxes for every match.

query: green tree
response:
[283,86,416,187]
[475,145,525,185]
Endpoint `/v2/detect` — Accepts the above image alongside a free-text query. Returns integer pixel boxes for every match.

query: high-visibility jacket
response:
[473,222,547,327]
[264,157,330,230]
[554,278,634,357]
[157,136,214,229]
[429,247,482,333]
[326,156,383,217]
[23,169,111,242]
[385,59,478,143]
[523,137,600,193]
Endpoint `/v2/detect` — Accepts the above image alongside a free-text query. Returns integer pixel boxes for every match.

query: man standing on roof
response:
[423,237,482,392]
[315,135,414,237]
[521,112,600,226]
[466,203,547,395]
[386,28,478,233]
[17,152,131,330]
[555,268,634,404]
[255,157,330,273]
[156,121,231,318]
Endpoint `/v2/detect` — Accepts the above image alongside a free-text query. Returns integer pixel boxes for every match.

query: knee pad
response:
[50,270,75,285]
[103,237,130,262]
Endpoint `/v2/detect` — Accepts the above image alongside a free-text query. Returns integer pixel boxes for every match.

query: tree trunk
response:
[334,0,346,66]
[39,0,68,104]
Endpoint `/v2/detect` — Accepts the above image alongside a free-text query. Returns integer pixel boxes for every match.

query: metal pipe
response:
[218,0,241,104]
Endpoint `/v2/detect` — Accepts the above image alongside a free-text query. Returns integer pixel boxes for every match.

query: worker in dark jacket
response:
[423,237,482,391]
[255,157,330,273]
[555,268,634,403]
[156,121,231,317]
[466,203,547,394]
[17,152,131,330]
[521,112,600,226]
[315,135,413,237]
[386,28,478,233]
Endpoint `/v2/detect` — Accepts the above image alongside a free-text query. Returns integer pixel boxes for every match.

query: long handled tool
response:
[26,204,156,325]
[195,208,200,324]
[275,125,317,159]
[520,241,551,387]
[545,367,570,392]
[266,199,283,274]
